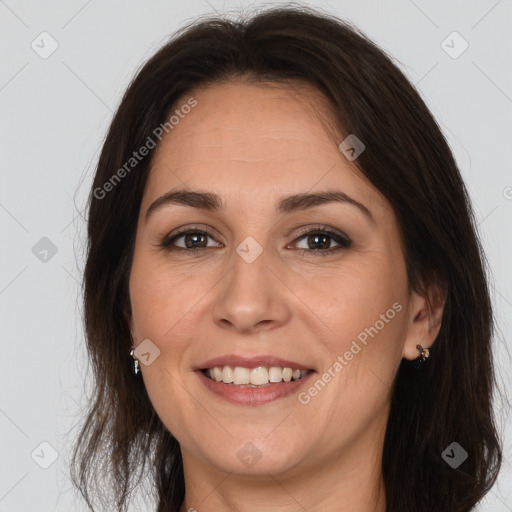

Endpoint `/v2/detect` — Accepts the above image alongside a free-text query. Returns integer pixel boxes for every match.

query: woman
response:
[71,5,502,511]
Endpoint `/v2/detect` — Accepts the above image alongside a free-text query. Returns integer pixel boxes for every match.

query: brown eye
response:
[161,228,222,252]
[305,233,333,250]
[180,232,208,248]
[291,228,352,257]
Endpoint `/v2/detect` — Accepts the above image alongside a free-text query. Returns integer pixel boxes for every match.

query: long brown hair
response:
[70,5,502,511]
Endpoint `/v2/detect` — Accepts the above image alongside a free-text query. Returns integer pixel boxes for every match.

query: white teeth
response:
[204,365,311,386]
[250,367,268,385]
[212,367,223,382]
[268,366,283,383]
[221,366,234,383]
[233,366,250,385]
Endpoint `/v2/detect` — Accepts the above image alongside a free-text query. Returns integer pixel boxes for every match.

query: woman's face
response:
[129,80,424,477]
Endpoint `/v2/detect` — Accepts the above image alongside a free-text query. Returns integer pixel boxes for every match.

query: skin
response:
[128,80,443,512]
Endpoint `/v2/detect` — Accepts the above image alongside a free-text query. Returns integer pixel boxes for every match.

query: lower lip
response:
[196,370,315,405]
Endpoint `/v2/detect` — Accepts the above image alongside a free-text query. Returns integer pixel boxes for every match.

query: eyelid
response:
[161,224,222,247]
[161,223,352,255]
[166,224,220,239]
[289,226,352,254]
[293,224,350,241]
[163,223,348,242]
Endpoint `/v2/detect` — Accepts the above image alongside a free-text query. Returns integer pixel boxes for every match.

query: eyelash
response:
[160,224,352,257]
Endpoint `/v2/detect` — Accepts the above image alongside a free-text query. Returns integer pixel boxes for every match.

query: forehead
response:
[144,80,385,212]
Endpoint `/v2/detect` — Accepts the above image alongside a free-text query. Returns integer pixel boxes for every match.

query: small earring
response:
[130,349,141,376]
[409,344,430,371]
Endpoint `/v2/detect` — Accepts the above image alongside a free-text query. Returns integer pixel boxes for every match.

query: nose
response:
[210,243,292,334]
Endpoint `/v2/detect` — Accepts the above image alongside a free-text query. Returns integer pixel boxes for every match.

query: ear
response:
[402,282,445,360]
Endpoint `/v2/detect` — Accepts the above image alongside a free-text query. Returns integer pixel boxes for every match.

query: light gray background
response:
[1,0,511,510]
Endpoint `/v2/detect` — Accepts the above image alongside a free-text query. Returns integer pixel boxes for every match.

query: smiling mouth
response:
[201,365,314,387]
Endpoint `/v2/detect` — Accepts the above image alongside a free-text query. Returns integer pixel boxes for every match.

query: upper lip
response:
[195,354,315,371]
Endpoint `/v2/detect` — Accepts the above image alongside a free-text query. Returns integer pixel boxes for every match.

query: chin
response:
[194,433,309,476]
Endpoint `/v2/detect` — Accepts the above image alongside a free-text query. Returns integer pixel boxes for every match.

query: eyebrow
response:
[145,188,374,223]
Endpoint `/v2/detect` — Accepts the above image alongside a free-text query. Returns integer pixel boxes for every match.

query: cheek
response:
[129,258,203,437]
[296,265,407,437]
[129,252,209,341]
[304,255,407,352]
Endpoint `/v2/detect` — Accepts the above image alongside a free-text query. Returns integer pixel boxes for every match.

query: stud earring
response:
[130,349,141,376]
[409,344,430,371]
